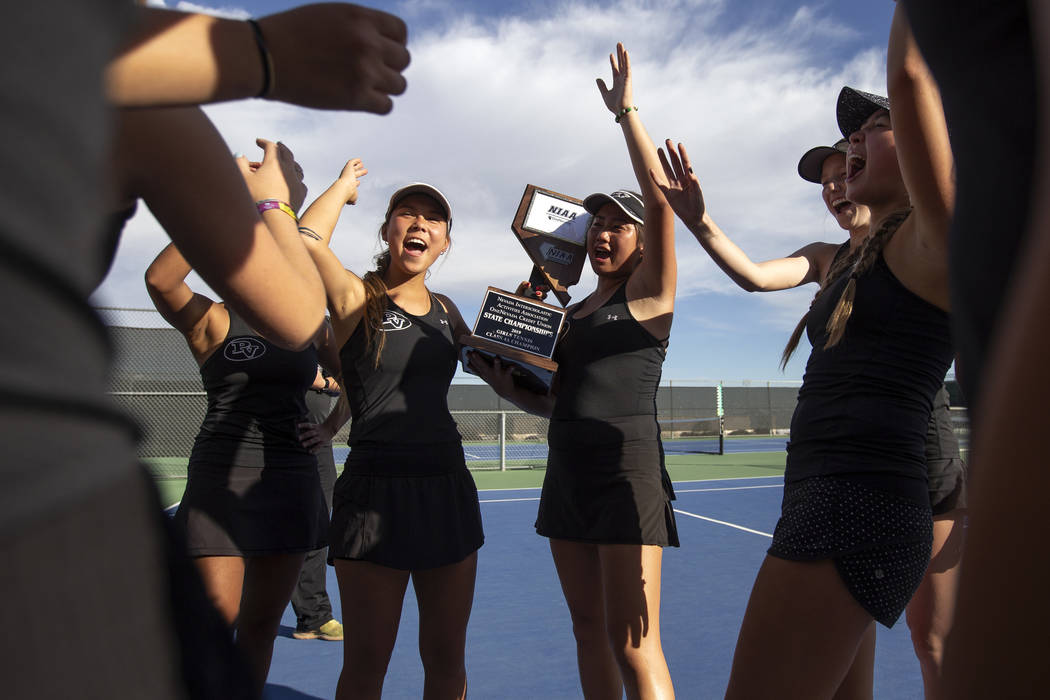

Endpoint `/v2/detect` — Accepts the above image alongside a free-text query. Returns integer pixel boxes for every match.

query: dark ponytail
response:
[361,248,391,367]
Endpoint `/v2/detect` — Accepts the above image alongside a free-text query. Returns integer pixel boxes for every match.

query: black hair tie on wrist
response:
[247,19,273,98]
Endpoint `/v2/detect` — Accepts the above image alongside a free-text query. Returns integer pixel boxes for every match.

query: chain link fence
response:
[100,307,964,475]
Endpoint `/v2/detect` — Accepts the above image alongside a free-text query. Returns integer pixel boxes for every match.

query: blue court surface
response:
[264,475,925,699]
[333,436,790,466]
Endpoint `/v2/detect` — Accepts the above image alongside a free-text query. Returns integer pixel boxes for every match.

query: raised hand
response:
[259,3,410,113]
[652,140,707,229]
[596,42,634,116]
[237,139,308,211]
[336,158,368,206]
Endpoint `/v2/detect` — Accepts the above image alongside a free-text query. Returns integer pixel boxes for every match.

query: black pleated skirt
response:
[328,441,484,570]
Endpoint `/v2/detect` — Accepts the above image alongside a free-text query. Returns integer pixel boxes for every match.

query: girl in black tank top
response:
[654,10,956,698]
[468,45,680,699]
[146,229,334,697]
[296,171,483,699]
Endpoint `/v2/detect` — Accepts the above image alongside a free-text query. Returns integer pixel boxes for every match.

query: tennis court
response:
[192,444,926,699]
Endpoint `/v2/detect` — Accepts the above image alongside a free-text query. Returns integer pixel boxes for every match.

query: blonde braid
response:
[361,249,392,368]
[823,208,912,349]
[779,242,860,370]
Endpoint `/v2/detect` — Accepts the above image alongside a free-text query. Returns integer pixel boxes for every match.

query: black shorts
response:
[769,476,932,628]
[928,457,967,514]
[328,442,484,570]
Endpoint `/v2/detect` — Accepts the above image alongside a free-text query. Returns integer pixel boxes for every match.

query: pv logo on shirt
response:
[224,337,267,361]
[382,310,412,332]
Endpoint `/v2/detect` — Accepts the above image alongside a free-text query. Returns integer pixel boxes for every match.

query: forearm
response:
[888,3,954,228]
[619,110,676,293]
[298,180,358,247]
[108,8,262,106]
[322,392,352,435]
[689,214,770,292]
[258,206,327,311]
[618,111,665,208]
[499,387,555,418]
[123,107,324,349]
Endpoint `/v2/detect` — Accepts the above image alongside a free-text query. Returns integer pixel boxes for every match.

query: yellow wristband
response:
[256,199,298,222]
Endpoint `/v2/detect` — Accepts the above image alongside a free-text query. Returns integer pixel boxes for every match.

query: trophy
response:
[459,185,590,393]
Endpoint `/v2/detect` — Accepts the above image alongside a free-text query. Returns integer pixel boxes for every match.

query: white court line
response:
[674,484,783,494]
[463,452,483,459]
[673,508,773,538]
[480,496,540,504]
[671,475,783,485]
[476,474,783,493]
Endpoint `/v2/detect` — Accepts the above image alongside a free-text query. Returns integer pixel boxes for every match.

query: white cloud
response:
[93,0,888,378]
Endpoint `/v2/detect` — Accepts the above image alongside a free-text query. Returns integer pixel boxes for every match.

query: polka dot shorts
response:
[768,476,933,628]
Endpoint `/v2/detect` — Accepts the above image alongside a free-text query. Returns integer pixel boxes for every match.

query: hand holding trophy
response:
[459,185,590,393]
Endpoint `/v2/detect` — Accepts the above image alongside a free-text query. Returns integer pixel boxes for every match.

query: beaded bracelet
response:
[615,106,638,123]
[256,199,298,222]
[247,19,274,98]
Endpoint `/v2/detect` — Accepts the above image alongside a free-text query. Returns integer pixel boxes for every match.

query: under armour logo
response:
[382,310,412,332]
[224,337,267,361]
[440,319,449,325]
[607,314,619,321]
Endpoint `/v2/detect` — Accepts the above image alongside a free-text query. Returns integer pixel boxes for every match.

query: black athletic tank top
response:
[550,283,666,442]
[190,310,317,468]
[340,294,460,445]
[787,242,953,494]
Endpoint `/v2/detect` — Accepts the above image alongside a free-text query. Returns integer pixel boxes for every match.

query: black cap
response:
[836,86,890,139]
[797,138,849,183]
[582,189,644,224]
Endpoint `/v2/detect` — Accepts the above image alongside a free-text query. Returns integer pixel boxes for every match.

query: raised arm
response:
[108,4,409,113]
[597,44,676,313]
[144,242,227,360]
[296,159,369,345]
[656,141,840,291]
[887,3,954,247]
[115,107,325,350]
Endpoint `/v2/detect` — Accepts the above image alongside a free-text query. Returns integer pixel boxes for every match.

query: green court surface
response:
[148,450,786,508]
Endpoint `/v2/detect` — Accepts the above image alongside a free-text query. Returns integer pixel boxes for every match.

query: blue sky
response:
[97,0,899,382]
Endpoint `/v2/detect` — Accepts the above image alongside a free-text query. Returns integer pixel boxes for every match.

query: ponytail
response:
[361,249,391,367]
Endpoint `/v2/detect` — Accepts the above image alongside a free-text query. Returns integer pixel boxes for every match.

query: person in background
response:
[291,366,345,643]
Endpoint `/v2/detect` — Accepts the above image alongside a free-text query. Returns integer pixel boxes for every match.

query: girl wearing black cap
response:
[145,144,337,697]
[470,43,678,700]
[659,7,953,698]
[296,161,483,700]
[660,134,965,697]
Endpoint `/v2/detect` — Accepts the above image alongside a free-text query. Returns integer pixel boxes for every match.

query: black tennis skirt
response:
[328,441,484,571]
[537,419,678,547]
[175,460,328,556]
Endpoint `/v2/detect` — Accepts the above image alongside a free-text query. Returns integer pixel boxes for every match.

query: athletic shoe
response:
[292,619,344,641]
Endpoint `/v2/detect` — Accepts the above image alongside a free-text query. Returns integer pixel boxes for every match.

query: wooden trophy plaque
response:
[511,184,590,306]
